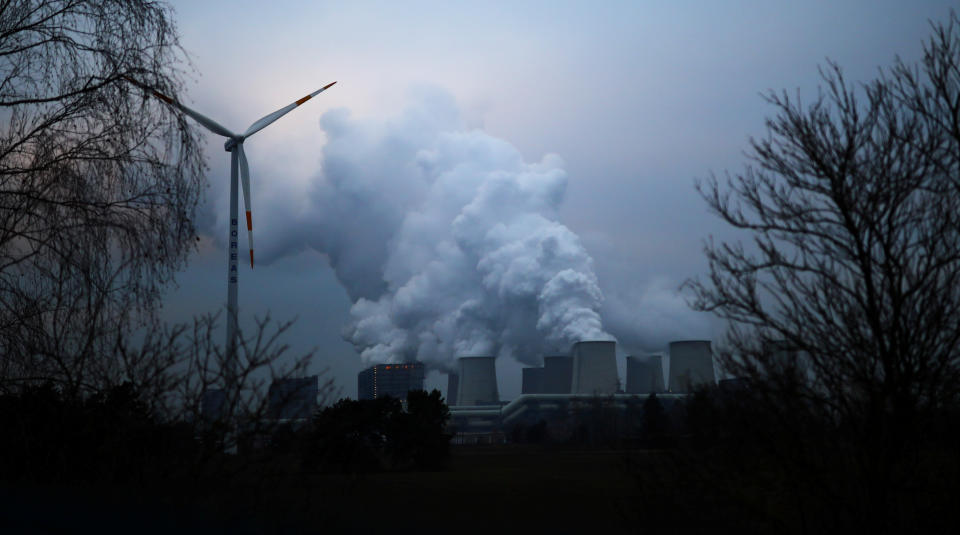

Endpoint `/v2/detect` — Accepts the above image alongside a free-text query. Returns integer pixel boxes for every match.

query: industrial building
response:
[357,362,425,401]
[267,376,319,420]
[446,339,717,443]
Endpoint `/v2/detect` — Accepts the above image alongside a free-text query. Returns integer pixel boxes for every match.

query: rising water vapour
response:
[269,89,613,371]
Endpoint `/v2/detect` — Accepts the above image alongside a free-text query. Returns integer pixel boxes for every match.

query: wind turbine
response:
[127,77,337,355]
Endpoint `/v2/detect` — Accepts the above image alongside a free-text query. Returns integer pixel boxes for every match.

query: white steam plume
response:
[257,88,613,371]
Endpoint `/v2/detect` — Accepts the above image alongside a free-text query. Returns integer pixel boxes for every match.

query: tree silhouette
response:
[685,12,960,533]
[0,0,205,398]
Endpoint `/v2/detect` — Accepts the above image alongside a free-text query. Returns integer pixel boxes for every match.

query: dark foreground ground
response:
[3,445,653,534]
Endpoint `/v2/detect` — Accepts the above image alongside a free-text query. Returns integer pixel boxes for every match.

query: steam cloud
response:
[258,89,613,371]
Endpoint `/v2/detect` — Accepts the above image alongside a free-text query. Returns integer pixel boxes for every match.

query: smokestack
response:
[571,341,619,395]
[446,373,459,406]
[625,355,665,394]
[668,340,715,392]
[542,356,573,393]
[456,357,499,406]
[521,367,545,394]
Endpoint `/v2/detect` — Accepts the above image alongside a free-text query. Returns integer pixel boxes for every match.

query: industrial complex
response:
[356,339,717,443]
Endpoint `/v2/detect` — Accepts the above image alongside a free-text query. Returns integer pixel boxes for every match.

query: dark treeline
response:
[274,390,452,473]
[0,384,452,484]
[0,383,453,532]
[508,382,960,532]
[627,383,960,533]
[669,9,960,535]
[0,382,197,486]
[507,393,680,449]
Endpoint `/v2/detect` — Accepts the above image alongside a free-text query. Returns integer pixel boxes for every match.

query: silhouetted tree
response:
[0,381,197,485]
[0,0,205,398]
[0,4,338,529]
[640,393,669,446]
[0,314,321,487]
[685,12,960,533]
[306,396,399,473]
[304,390,451,473]
[399,389,451,469]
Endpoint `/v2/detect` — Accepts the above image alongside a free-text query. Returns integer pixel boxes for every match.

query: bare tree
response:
[685,12,960,532]
[0,5,342,524]
[0,0,205,396]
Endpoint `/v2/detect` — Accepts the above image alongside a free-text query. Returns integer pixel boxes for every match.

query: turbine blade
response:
[237,143,254,268]
[243,81,337,138]
[123,76,236,137]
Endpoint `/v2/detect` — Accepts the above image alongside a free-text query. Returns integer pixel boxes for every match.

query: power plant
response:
[439,339,717,443]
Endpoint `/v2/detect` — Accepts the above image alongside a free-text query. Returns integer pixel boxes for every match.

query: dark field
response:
[316,445,642,533]
[3,446,650,534]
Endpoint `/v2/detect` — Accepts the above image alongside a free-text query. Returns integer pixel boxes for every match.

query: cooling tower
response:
[542,356,573,393]
[626,355,665,394]
[446,373,459,405]
[456,357,499,406]
[668,340,716,392]
[571,341,619,395]
[521,367,545,394]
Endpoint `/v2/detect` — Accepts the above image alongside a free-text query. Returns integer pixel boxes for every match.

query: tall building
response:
[268,376,319,420]
[357,363,425,401]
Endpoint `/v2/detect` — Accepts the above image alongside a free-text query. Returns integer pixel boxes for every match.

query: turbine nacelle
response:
[127,78,336,271]
[224,137,244,152]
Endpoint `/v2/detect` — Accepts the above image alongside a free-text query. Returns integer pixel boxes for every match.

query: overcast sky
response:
[160,0,957,400]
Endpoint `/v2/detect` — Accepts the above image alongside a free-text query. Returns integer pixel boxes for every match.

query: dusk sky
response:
[159,1,957,399]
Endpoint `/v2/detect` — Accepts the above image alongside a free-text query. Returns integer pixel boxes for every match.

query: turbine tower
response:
[127,77,336,355]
